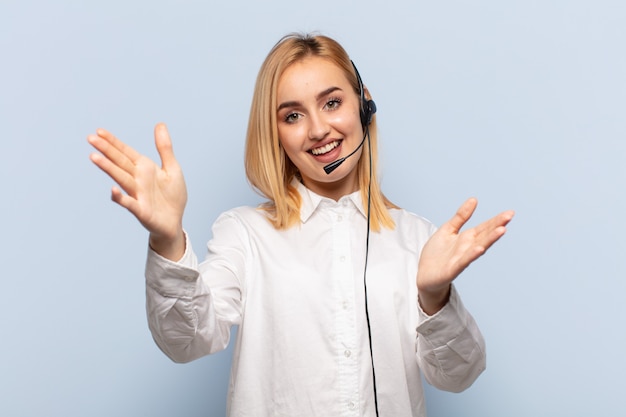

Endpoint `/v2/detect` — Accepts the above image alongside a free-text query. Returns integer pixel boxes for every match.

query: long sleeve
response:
[145,213,248,363]
[415,285,486,393]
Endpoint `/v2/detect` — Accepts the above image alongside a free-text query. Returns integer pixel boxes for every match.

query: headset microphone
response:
[323,61,376,175]
[323,133,366,174]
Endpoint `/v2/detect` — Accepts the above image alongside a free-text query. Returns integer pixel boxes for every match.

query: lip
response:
[308,139,343,163]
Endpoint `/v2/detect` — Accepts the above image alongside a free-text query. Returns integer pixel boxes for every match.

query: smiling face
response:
[276,56,364,200]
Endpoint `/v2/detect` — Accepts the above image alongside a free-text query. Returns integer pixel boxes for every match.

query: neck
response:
[301,174,359,202]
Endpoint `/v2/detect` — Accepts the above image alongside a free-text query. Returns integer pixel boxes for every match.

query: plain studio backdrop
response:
[1,1,624,416]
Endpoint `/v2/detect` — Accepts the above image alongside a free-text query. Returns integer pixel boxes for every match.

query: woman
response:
[88,33,513,417]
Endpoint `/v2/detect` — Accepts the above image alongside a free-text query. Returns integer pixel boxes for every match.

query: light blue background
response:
[2,1,624,416]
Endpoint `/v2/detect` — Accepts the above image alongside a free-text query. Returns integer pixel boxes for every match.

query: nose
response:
[308,112,330,141]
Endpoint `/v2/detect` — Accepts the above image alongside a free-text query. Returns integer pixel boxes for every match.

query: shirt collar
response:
[292,178,367,223]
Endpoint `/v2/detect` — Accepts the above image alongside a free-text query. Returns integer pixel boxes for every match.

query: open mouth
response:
[309,140,341,156]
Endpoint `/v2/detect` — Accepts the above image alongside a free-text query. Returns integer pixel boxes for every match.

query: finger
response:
[95,128,143,164]
[449,231,497,275]
[111,186,140,215]
[445,198,478,233]
[88,132,137,175]
[460,214,513,266]
[500,209,515,225]
[154,123,178,171]
[478,224,508,251]
[89,151,137,196]
[472,209,515,238]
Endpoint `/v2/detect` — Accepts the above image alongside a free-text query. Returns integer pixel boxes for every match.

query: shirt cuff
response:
[416,285,469,346]
[145,230,200,298]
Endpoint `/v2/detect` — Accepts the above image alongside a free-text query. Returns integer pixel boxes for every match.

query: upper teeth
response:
[311,140,340,155]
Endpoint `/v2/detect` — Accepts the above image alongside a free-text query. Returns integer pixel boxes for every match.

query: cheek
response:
[277,131,290,154]
[277,125,304,153]
[331,108,361,133]
[277,134,298,165]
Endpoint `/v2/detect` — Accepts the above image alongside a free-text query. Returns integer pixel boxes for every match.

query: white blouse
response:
[145,181,486,417]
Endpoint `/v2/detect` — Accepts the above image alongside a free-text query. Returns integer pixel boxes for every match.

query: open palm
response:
[88,123,187,256]
[417,198,514,314]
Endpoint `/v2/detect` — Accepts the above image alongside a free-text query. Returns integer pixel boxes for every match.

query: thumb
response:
[446,197,478,233]
[154,122,177,171]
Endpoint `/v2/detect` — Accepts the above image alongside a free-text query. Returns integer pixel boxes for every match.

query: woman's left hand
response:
[417,198,515,315]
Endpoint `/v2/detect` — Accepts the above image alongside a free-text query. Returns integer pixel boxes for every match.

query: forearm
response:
[417,284,451,316]
[149,227,186,262]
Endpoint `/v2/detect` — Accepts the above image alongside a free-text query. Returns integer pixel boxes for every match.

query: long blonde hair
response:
[245,33,397,231]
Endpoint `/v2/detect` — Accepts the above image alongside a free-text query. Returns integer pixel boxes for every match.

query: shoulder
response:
[206,206,276,251]
[214,205,274,231]
[387,207,438,239]
[388,207,435,228]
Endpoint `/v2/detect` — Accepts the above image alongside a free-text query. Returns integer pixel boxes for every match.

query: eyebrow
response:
[277,86,343,111]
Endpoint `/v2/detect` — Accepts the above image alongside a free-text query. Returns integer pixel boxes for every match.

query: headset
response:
[324,61,381,416]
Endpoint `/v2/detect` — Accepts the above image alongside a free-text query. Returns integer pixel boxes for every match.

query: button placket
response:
[332,205,359,416]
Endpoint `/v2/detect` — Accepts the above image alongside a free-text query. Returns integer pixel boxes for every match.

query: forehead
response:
[277,56,351,99]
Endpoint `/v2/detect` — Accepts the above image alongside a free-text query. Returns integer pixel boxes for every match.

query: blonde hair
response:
[245,33,398,231]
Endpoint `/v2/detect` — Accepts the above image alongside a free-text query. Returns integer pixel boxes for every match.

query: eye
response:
[324,97,342,110]
[284,112,301,124]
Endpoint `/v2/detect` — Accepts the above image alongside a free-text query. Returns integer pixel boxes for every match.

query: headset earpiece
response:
[361,99,376,127]
[352,61,377,128]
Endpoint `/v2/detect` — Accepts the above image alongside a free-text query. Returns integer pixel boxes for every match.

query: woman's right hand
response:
[88,123,187,260]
